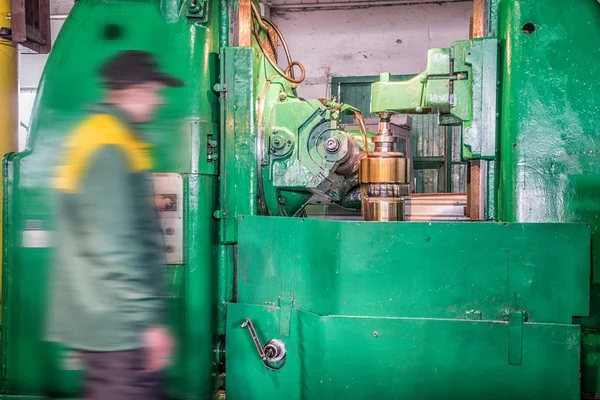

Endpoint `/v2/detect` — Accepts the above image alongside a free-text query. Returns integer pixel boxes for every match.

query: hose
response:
[250,2,305,84]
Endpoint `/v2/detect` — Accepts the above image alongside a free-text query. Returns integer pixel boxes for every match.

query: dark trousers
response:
[79,349,166,400]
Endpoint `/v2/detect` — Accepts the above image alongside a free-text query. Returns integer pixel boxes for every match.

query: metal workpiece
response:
[335,132,362,176]
[324,137,340,153]
[359,155,408,184]
[359,113,410,221]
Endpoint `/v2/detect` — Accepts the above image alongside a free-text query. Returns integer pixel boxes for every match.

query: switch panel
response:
[152,173,184,265]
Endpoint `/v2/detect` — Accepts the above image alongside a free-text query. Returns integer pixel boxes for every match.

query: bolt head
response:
[325,137,340,153]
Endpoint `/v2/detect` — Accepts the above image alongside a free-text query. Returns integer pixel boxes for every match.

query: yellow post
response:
[0,0,19,304]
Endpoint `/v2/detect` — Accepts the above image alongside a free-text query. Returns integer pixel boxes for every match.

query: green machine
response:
[1,0,599,399]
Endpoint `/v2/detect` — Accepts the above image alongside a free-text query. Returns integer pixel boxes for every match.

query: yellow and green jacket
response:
[47,105,167,351]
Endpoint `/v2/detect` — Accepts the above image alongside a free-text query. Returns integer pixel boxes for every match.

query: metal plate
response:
[152,173,184,265]
[404,193,468,221]
[226,304,581,400]
[237,216,590,323]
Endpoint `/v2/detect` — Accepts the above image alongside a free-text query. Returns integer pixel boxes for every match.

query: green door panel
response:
[226,304,581,400]
[237,216,590,324]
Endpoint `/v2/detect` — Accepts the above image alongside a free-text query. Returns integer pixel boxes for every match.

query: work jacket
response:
[47,105,167,351]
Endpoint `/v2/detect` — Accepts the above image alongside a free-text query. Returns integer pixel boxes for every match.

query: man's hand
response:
[143,325,174,372]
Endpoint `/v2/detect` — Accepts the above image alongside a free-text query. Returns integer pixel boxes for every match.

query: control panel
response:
[152,173,184,265]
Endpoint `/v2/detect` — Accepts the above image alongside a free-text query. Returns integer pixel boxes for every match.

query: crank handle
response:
[241,318,287,370]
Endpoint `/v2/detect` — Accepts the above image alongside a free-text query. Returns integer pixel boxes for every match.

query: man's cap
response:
[100,50,184,90]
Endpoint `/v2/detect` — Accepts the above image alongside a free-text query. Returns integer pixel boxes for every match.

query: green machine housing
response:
[1,0,599,399]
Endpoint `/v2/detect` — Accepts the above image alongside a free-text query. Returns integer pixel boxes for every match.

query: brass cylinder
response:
[359,154,409,222]
[359,113,411,222]
[359,155,408,184]
[360,184,405,222]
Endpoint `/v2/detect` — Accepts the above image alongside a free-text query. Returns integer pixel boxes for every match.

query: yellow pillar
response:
[0,0,19,305]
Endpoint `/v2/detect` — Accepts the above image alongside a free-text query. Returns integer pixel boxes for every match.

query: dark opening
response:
[103,24,123,40]
[522,22,535,34]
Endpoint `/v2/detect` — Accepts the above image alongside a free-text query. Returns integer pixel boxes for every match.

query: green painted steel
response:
[236,216,589,324]
[227,305,580,400]
[495,0,600,393]
[371,38,498,162]
[371,42,473,126]
[1,0,222,397]
[227,216,589,399]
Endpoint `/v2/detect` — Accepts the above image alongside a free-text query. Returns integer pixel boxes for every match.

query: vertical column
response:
[0,0,18,297]
[466,0,487,220]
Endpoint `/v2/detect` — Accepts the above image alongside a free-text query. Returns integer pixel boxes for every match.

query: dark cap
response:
[100,50,184,90]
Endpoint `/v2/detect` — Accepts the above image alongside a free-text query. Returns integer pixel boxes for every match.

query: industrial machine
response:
[0,0,599,399]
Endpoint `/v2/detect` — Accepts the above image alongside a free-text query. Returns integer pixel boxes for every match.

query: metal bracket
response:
[213,210,228,219]
[214,83,227,93]
[278,297,294,337]
[508,310,524,365]
[186,0,209,22]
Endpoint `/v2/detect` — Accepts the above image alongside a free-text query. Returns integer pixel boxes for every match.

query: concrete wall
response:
[271,1,473,98]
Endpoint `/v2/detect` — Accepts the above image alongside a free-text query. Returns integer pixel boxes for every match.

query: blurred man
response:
[48,50,183,400]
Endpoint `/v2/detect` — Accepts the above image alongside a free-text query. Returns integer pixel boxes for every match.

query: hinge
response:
[278,297,294,337]
[507,310,525,365]
[213,210,228,219]
[207,135,218,162]
[214,83,227,93]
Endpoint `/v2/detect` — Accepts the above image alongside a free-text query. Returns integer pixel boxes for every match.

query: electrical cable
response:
[250,2,305,84]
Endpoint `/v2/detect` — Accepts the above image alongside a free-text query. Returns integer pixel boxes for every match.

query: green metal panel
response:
[228,216,590,398]
[495,1,600,392]
[369,38,498,162]
[219,47,257,244]
[236,216,589,324]
[226,306,581,400]
[370,43,472,123]
[462,38,498,160]
[496,0,600,315]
